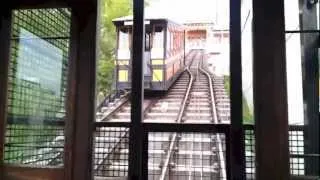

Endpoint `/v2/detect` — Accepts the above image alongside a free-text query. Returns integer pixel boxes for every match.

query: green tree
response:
[97,0,133,95]
[223,75,254,124]
[97,0,151,95]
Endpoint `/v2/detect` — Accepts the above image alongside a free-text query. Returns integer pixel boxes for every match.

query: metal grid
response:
[244,127,255,180]
[93,126,129,178]
[289,128,305,175]
[4,123,64,166]
[148,132,227,180]
[244,125,319,179]
[4,8,71,166]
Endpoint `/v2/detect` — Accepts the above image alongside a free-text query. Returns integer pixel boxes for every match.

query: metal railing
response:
[96,90,129,113]
[244,124,320,179]
[91,123,320,180]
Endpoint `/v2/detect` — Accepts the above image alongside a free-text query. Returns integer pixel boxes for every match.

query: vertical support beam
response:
[66,3,98,180]
[114,28,119,91]
[300,1,320,175]
[129,0,145,179]
[253,0,289,179]
[65,8,78,180]
[225,128,232,179]
[229,0,245,179]
[183,30,186,66]
[0,7,12,179]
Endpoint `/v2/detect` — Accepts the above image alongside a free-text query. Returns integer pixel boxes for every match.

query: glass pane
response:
[94,0,133,177]
[151,26,164,59]
[285,33,304,125]
[96,0,231,124]
[285,0,320,31]
[241,0,254,125]
[139,0,231,124]
[4,8,71,167]
[289,32,320,176]
[119,28,130,50]
[95,0,133,123]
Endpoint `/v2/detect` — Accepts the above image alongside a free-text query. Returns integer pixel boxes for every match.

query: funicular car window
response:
[119,27,131,49]
[152,25,164,48]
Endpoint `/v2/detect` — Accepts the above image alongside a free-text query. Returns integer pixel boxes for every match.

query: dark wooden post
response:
[66,2,98,180]
[252,0,290,179]
[129,0,145,179]
[183,30,186,66]
[0,6,12,180]
[229,0,245,179]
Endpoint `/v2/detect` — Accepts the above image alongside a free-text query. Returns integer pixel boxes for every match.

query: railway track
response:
[93,50,229,179]
[23,50,230,180]
[93,51,197,177]
[148,51,226,180]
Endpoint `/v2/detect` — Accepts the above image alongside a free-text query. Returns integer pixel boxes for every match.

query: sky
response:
[145,0,229,27]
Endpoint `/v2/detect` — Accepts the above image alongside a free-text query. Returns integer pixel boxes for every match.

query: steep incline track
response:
[148,50,227,180]
[26,50,231,180]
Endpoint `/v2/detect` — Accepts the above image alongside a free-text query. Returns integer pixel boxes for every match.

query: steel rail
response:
[94,51,199,175]
[94,98,158,173]
[158,53,196,180]
[97,90,130,118]
[187,54,200,180]
[99,92,131,122]
[199,55,227,180]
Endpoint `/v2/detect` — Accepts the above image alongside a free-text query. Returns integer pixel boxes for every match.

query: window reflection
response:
[4,8,70,167]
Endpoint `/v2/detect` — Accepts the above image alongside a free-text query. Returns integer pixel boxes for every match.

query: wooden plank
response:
[3,165,63,180]
[143,123,230,133]
[252,0,290,179]
[67,2,98,180]
[6,0,96,9]
[229,0,245,179]
[64,7,78,180]
[0,7,12,180]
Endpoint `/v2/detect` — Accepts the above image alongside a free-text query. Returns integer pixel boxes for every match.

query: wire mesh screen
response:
[4,8,71,166]
[93,126,129,178]
[244,127,255,180]
[289,128,305,175]
[148,132,227,180]
[4,123,64,166]
[243,125,319,179]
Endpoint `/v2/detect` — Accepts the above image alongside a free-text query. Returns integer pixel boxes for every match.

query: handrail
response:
[98,92,131,122]
[158,54,195,180]
[199,55,227,180]
[96,90,129,113]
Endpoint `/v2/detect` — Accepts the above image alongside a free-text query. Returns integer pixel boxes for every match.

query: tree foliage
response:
[97,0,133,95]
[223,76,254,124]
[97,0,151,95]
